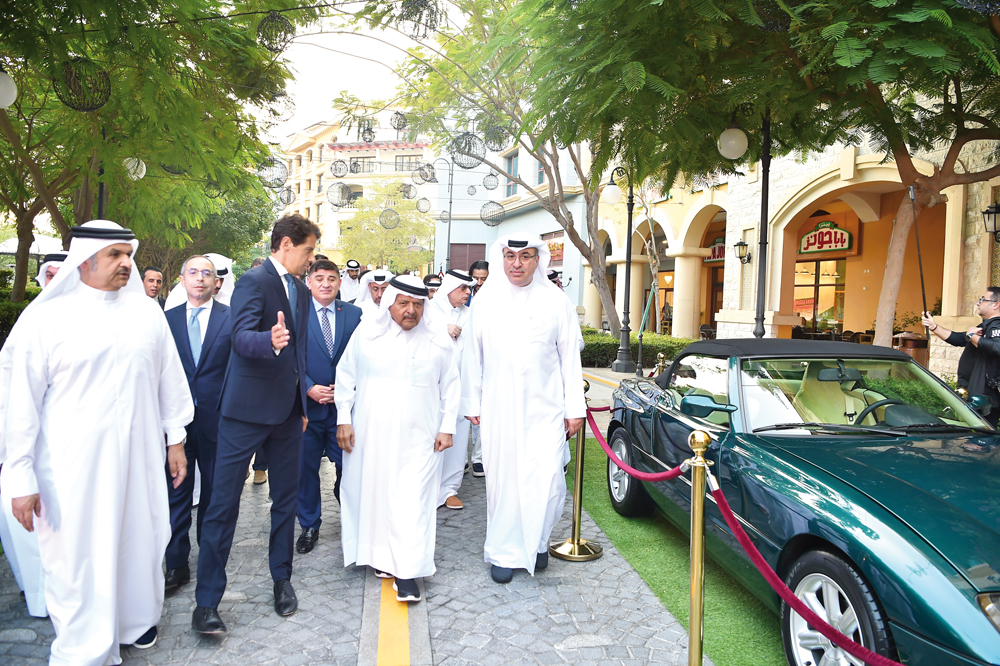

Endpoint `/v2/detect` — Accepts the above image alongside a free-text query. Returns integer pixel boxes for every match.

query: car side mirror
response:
[680,395,738,418]
[969,394,992,416]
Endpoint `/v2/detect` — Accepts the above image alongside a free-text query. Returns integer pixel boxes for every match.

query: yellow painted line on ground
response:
[376,578,410,666]
[583,371,619,389]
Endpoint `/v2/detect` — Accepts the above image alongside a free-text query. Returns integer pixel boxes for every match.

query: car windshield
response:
[740,357,989,434]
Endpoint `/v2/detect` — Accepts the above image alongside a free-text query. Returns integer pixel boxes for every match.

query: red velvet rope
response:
[710,487,904,666]
[585,409,685,482]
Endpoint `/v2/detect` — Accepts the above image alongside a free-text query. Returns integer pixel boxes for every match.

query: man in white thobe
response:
[427,269,475,510]
[34,252,66,288]
[462,233,585,584]
[340,259,362,302]
[1,220,194,665]
[336,275,460,603]
[354,269,393,319]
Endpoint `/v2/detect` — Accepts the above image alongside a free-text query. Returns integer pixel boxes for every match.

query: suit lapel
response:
[198,303,225,369]
[170,307,197,374]
[332,301,347,357]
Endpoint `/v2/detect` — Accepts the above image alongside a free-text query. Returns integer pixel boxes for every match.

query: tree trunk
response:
[645,236,660,334]
[11,210,35,303]
[873,194,924,346]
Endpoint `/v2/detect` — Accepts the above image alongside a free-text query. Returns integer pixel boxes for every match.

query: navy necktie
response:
[284,274,298,331]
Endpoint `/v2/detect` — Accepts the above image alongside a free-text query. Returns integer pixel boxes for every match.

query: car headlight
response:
[979,593,1000,633]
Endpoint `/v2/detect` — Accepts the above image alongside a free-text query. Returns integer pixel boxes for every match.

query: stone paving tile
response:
[1,431,706,666]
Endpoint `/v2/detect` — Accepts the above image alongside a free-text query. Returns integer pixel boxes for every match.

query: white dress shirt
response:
[270,256,291,300]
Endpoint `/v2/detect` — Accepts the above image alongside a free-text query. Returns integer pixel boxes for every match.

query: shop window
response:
[794,259,846,334]
[504,153,518,196]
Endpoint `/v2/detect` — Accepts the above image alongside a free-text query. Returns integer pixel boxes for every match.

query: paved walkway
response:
[0,367,700,666]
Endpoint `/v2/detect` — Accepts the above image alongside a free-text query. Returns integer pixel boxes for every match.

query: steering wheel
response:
[854,399,906,425]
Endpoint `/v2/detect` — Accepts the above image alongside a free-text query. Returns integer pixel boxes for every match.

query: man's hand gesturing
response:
[272,311,290,350]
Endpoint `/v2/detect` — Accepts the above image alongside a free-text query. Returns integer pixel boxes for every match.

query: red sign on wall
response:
[800,220,852,254]
[704,237,726,263]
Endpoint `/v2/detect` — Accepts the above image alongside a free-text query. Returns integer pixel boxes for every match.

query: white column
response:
[582,266,603,328]
[667,247,712,339]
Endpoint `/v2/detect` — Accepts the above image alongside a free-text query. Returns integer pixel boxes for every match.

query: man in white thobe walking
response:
[340,259,362,302]
[354,268,393,319]
[427,269,475,510]
[1,220,193,665]
[336,275,460,602]
[462,233,585,584]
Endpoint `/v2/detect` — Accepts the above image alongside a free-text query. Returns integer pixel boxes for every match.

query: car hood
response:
[768,434,1000,591]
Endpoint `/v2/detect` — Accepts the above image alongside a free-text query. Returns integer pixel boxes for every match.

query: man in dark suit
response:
[295,259,363,554]
[193,214,320,634]
[163,255,232,591]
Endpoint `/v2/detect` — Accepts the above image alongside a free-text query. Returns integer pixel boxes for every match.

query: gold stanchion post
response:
[549,380,603,561]
[687,430,713,666]
[654,352,668,377]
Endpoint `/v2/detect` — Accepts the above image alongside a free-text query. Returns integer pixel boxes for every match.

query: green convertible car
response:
[606,339,1000,666]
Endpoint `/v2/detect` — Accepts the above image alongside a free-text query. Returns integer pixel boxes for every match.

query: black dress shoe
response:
[296,527,319,554]
[164,566,190,590]
[491,565,513,584]
[192,607,227,635]
[535,551,549,570]
[273,579,298,617]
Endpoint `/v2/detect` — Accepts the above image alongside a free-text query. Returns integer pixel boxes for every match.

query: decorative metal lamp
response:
[390,111,408,130]
[327,183,350,207]
[396,0,440,39]
[481,201,505,227]
[439,210,450,223]
[379,209,400,229]
[482,173,499,190]
[361,122,376,144]
[278,187,295,205]
[53,57,111,112]
[0,64,17,108]
[256,156,288,189]
[449,132,486,169]
[482,124,510,152]
[416,197,432,213]
[421,163,438,183]
[411,168,426,185]
[717,123,749,160]
[331,159,348,178]
[734,240,751,264]
[205,181,223,199]
[983,199,1000,242]
[257,11,295,53]
[123,158,146,180]
[467,185,477,196]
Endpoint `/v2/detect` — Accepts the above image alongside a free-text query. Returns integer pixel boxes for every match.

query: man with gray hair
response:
[162,255,233,591]
[1,220,193,661]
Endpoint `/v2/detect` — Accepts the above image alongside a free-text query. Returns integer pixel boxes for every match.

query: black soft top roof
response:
[678,338,911,360]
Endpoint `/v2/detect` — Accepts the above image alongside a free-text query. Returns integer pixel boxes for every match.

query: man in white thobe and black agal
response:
[462,233,585,584]
[336,275,460,603]
[423,273,442,298]
[427,269,475,511]
[1,220,193,663]
[34,252,66,288]
[340,259,362,302]
[354,268,393,319]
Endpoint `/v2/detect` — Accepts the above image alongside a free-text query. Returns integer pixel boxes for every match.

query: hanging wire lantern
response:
[361,126,376,143]
[390,111,408,130]
[256,156,289,189]
[53,57,111,112]
[349,159,361,174]
[467,185,477,196]
[380,208,401,229]
[326,183,351,206]
[123,158,146,180]
[161,163,188,176]
[417,198,432,213]
[268,93,296,123]
[278,187,295,205]
[257,11,295,53]
[955,0,1000,12]
[411,168,426,186]
[481,201,505,227]
[482,173,499,190]
[482,124,510,152]
[752,0,792,32]
[439,210,450,223]
[449,132,487,169]
[402,183,416,199]
[396,0,441,39]
[205,181,223,199]
[421,163,438,183]
[331,159,349,178]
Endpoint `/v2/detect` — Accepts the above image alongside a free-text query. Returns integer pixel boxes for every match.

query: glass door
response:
[793,260,846,335]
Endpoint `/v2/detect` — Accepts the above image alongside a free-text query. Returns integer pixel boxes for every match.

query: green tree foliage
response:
[135,190,276,289]
[521,0,1000,345]
[0,0,321,300]
[338,179,434,273]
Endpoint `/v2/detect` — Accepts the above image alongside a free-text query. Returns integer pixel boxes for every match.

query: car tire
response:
[606,427,653,517]
[781,550,895,666]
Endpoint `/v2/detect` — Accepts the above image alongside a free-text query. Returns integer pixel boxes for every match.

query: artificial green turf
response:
[568,438,786,666]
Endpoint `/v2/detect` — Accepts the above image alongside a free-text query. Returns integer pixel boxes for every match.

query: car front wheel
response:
[606,427,652,517]
[781,550,895,666]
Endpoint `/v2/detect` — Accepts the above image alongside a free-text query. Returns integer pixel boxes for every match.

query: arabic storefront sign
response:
[704,237,726,263]
[801,221,850,253]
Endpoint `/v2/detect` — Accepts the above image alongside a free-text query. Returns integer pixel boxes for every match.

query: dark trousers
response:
[164,421,216,570]
[297,417,342,530]
[252,445,268,471]
[195,404,302,609]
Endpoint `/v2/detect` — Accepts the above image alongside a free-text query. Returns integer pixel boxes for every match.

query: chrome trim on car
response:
[613,386,645,413]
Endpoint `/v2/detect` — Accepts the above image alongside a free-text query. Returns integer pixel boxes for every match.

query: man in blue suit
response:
[163,255,232,591]
[193,214,320,635]
[295,259,363,554]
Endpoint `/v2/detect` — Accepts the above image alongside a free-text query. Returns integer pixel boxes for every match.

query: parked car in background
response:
[607,339,1000,666]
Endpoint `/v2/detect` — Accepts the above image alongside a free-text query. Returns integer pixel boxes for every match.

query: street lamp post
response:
[717,108,771,338]
[433,157,456,271]
[604,166,636,373]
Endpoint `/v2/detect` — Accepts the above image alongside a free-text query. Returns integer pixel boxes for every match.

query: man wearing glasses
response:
[462,233,585,583]
[163,255,233,591]
[923,287,1000,426]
